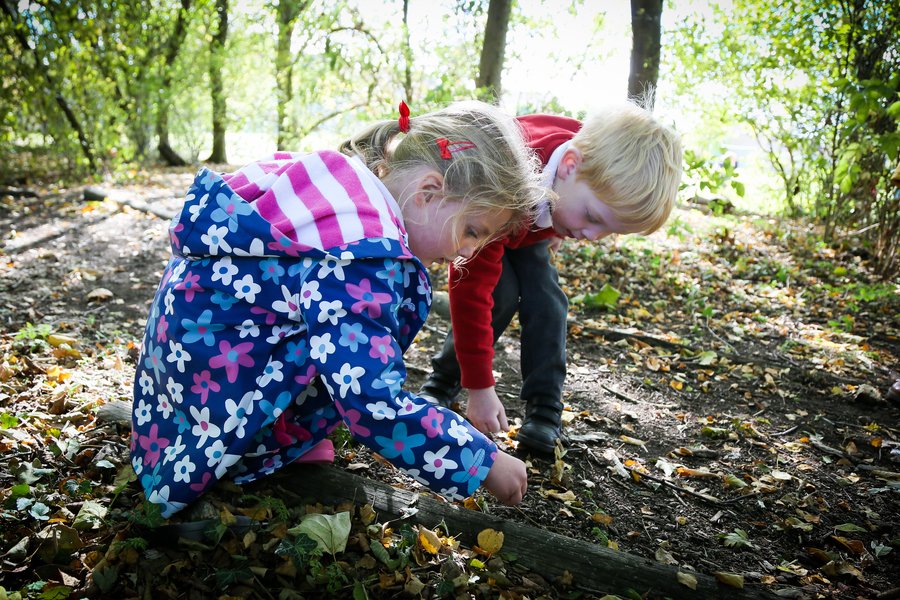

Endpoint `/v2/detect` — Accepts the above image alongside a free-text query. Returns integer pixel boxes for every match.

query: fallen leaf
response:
[830,535,866,554]
[418,526,442,555]
[287,512,351,555]
[770,470,792,481]
[677,571,697,589]
[713,571,744,588]
[676,467,718,478]
[591,512,613,525]
[545,489,577,503]
[47,334,78,348]
[475,528,504,556]
[619,434,646,446]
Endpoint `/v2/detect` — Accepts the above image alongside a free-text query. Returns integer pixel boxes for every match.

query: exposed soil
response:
[0,168,898,599]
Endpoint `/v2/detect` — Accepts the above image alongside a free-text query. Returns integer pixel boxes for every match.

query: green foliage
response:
[721,528,754,549]
[571,283,621,310]
[12,322,52,353]
[590,527,609,546]
[667,0,900,275]
[127,500,166,528]
[276,532,321,569]
[680,148,745,205]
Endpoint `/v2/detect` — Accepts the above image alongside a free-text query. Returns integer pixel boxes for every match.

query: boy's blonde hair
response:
[340,101,545,246]
[572,100,683,234]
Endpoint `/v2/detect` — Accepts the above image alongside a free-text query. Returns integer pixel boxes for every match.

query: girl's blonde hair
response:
[573,99,683,234]
[340,101,545,247]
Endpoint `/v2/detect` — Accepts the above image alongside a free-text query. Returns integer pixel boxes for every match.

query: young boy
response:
[418,101,683,454]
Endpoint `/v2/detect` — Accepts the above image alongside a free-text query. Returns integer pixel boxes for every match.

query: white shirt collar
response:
[533,140,572,230]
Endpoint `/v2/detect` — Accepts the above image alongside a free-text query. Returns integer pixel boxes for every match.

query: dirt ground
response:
[0,168,898,599]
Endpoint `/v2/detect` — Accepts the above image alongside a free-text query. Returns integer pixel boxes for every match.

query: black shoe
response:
[516,399,564,455]
[418,373,462,410]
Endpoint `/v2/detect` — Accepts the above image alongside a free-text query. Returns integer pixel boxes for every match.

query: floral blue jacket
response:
[131,161,497,518]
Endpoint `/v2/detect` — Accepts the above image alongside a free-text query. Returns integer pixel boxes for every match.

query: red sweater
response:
[448,114,582,389]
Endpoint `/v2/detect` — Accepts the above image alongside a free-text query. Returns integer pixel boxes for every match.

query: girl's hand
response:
[466,386,508,434]
[482,450,527,505]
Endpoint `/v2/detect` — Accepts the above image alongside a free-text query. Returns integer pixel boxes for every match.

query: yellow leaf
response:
[45,365,71,382]
[619,435,646,446]
[48,334,78,348]
[669,379,683,391]
[418,527,442,554]
[591,512,613,525]
[545,489,577,503]
[463,497,481,511]
[52,345,81,359]
[359,504,376,526]
[476,528,504,555]
[713,572,744,588]
[675,467,717,478]
[677,571,697,589]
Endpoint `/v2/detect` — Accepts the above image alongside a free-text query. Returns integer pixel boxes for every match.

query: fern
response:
[721,528,753,549]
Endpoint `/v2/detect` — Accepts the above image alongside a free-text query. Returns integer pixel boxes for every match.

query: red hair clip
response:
[398,101,410,133]
[436,137,476,159]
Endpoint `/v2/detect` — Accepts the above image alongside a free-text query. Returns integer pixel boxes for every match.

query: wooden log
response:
[0,187,39,198]
[273,464,780,599]
[96,399,132,425]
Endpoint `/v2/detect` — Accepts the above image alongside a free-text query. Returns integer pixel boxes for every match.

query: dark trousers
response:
[431,240,568,403]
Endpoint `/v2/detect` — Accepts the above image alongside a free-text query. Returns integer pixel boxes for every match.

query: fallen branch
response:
[84,187,179,220]
[273,464,780,599]
[0,187,39,198]
[572,324,686,350]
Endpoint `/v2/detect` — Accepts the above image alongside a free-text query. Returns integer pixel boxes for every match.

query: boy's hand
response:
[482,450,527,505]
[466,387,508,434]
[548,236,563,255]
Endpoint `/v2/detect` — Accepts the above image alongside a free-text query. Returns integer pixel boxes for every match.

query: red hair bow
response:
[436,137,477,159]
[398,101,410,133]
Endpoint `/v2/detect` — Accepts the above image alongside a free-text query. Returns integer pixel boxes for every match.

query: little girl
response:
[130,101,543,517]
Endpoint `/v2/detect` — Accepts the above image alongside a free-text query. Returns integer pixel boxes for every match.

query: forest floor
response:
[0,167,898,600]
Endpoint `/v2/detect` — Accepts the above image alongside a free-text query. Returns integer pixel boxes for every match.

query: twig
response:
[600,383,638,403]
[808,438,857,464]
[704,322,736,354]
[570,324,686,350]
[772,424,801,437]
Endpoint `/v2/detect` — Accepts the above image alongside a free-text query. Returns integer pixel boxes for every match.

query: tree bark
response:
[275,1,311,150]
[475,0,512,102]
[402,0,413,103]
[627,0,663,109]
[156,0,193,167]
[207,0,229,164]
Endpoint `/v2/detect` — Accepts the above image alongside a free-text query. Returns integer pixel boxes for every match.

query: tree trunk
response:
[207,0,229,164]
[156,0,193,167]
[627,0,663,109]
[274,1,312,150]
[475,0,512,102]
[402,0,413,103]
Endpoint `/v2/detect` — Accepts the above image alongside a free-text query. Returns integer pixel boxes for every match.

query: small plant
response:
[591,527,609,546]
[721,528,754,549]
[13,322,53,353]
[666,216,693,241]
[827,315,855,333]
